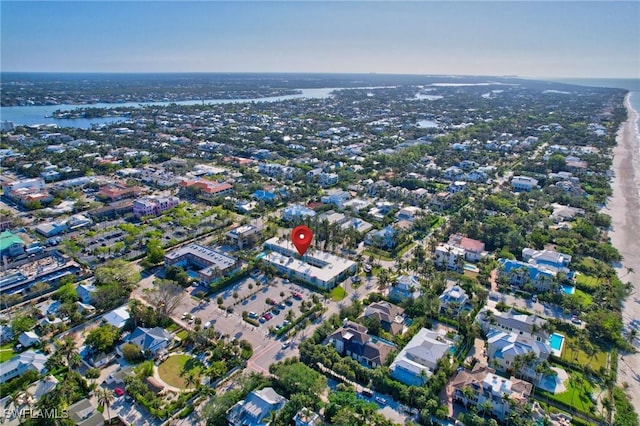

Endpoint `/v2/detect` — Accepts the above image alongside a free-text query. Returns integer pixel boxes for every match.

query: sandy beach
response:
[604,93,640,408]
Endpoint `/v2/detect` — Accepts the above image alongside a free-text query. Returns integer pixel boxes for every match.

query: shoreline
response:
[604,92,640,407]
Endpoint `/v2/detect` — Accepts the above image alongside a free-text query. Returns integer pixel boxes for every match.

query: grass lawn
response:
[562,336,608,372]
[575,273,600,292]
[0,343,15,363]
[396,242,416,257]
[330,286,347,302]
[539,370,595,415]
[363,249,394,262]
[157,354,204,389]
[175,330,189,340]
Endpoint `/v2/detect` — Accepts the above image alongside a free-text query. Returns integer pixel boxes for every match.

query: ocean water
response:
[628,91,640,149]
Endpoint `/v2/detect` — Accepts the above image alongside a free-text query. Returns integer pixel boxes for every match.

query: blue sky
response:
[1,1,639,78]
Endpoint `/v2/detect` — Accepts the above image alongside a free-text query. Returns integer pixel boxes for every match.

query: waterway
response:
[0,88,337,129]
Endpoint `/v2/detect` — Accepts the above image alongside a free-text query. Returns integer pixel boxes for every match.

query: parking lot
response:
[213,274,314,330]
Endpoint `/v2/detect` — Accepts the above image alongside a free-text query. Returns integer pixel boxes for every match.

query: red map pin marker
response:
[291,225,313,256]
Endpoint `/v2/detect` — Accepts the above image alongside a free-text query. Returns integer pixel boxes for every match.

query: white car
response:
[281,340,290,349]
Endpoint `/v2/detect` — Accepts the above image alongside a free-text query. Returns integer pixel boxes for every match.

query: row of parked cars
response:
[252,292,304,324]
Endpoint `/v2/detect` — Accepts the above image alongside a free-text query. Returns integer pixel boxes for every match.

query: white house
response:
[388,275,422,302]
[435,244,466,270]
[486,330,551,378]
[389,328,453,385]
[227,387,288,426]
[18,331,40,349]
[122,327,173,358]
[439,286,469,314]
[320,190,350,207]
[476,308,550,343]
[0,350,49,384]
[102,306,130,329]
[511,176,539,192]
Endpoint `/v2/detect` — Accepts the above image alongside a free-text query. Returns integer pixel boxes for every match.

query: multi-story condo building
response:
[133,196,180,218]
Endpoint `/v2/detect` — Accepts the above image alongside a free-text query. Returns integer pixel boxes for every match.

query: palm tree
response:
[185,372,198,390]
[479,400,493,420]
[8,391,23,420]
[461,385,475,407]
[96,387,114,424]
[56,336,79,371]
[266,409,279,426]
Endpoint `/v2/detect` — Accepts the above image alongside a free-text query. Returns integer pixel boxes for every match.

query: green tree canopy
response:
[86,324,121,353]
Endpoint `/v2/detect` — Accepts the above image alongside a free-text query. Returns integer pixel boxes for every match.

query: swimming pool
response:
[561,284,575,295]
[547,333,565,356]
[463,263,479,273]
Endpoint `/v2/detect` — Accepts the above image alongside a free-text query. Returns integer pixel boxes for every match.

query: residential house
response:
[252,190,278,203]
[122,326,173,358]
[226,224,263,249]
[18,331,40,349]
[364,226,396,250]
[0,324,14,343]
[102,306,130,329]
[448,234,487,262]
[320,189,350,207]
[450,364,532,421]
[448,181,467,193]
[340,218,373,234]
[319,172,339,187]
[227,387,288,426]
[388,275,422,302]
[511,176,539,192]
[0,350,49,384]
[395,206,421,222]
[498,258,556,291]
[476,308,550,343]
[549,204,585,223]
[443,166,463,180]
[0,231,25,258]
[76,302,96,316]
[429,192,452,211]
[67,398,105,426]
[77,283,98,304]
[318,211,347,226]
[293,407,322,426]
[522,248,572,275]
[486,330,551,378]
[439,286,469,314]
[329,320,395,368]
[434,244,466,270]
[257,163,298,180]
[389,328,453,385]
[282,204,316,222]
[363,301,406,335]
